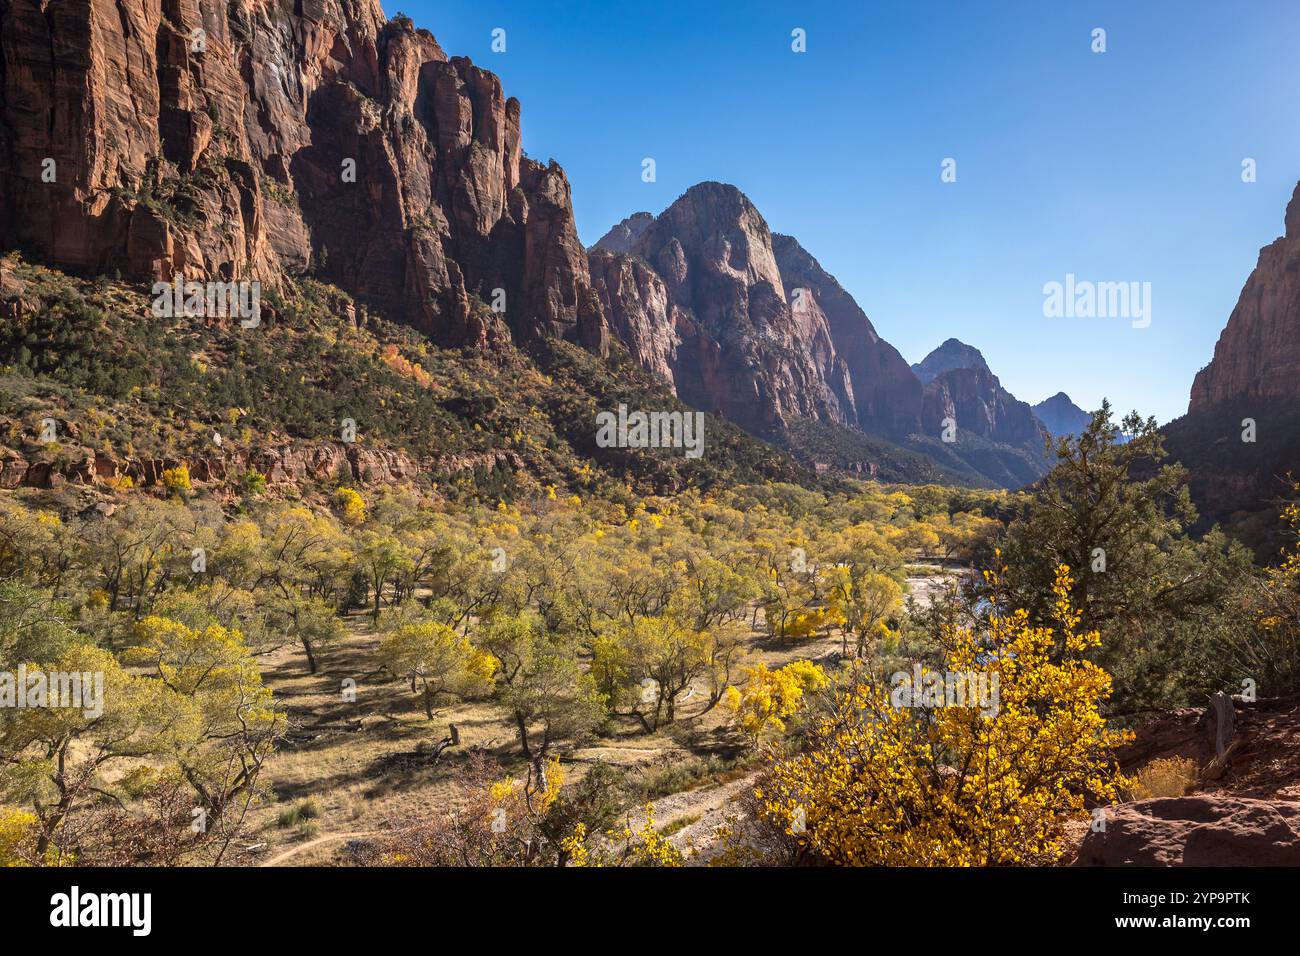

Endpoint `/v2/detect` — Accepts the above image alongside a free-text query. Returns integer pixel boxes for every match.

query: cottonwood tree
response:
[355,528,414,621]
[0,642,168,861]
[724,660,827,744]
[377,619,495,719]
[826,566,903,658]
[125,616,285,861]
[477,612,603,765]
[1,601,283,865]
[595,615,711,731]
[274,592,345,674]
[77,499,199,614]
[0,500,73,594]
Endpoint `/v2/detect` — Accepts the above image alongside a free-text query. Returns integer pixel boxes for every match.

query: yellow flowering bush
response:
[161,463,191,494]
[0,807,38,866]
[615,805,684,867]
[758,565,1131,865]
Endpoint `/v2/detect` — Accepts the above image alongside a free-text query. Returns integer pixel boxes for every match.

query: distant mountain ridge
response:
[590,185,1057,487]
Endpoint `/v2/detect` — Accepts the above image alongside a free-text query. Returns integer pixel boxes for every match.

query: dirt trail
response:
[621,771,760,861]
[259,830,376,867]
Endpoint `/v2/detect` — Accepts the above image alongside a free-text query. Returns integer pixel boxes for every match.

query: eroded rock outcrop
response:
[0,0,606,351]
[588,247,680,389]
[772,233,921,438]
[1075,796,1300,866]
[0,442,519,490]
[1190,182,1300,410]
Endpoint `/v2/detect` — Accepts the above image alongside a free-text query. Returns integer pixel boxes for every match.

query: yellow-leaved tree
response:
[725,660,828,744]
[377,620,496,719]
[757,566,1131,865]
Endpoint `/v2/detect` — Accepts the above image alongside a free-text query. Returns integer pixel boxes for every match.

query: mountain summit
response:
[912,339,992,384]
[589,181,920,441]
[913,343,1050,486]
[592,212,654,254]
[1032,393,1093,438]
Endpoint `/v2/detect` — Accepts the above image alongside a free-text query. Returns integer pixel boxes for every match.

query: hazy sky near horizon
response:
[398,0,1300,423]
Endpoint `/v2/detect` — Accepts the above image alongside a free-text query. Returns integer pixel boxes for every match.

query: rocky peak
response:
[1032,392,1093,438]
[632,182,787,299]
[921,365,1046,448]
[912,338,991,384]
[587,183,931,444]
[915,342,1047,455]
[589,182,851,438]
[592,212,654,254]
[1190,180,1300,411]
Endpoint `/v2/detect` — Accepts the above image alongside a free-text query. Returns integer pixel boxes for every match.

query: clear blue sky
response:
[396,0,1300,423]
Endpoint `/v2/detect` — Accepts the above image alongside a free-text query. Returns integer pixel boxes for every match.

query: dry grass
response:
[1130,756,1200,800]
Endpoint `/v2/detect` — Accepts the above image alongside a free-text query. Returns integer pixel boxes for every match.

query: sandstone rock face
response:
[0,258,25,322]
[1190,182,1300,410]
[771,233,921,438]
[915,341,1048,451]
[1032,392,1092,438]
[1075,796,1300,866]
[588,182,926,441]
[588,248,680,389]
[0,1,605,351]
[1162,181,1300,528]
[600,182,852,438]
[0,441,518,491]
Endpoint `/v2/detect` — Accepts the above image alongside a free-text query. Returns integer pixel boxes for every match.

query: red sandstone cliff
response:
[1189,182,1300,411]
[0,0,605,351]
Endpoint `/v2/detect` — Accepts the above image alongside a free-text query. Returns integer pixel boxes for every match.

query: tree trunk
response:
[516,712,532,759]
